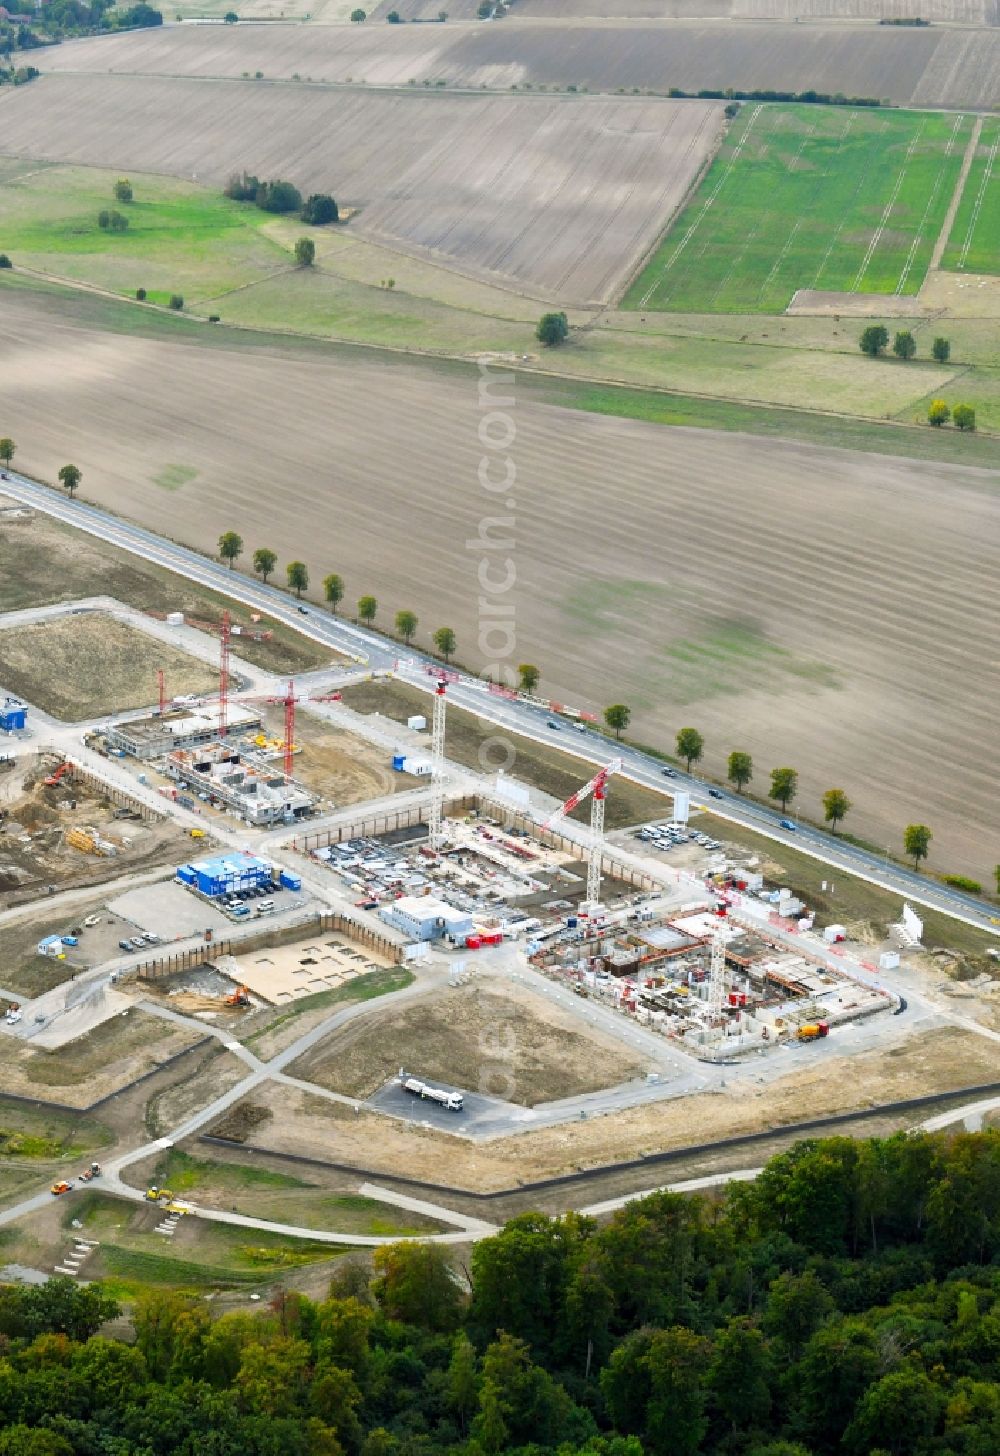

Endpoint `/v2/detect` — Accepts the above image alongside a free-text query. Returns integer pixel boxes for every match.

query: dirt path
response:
[929,114,983,272]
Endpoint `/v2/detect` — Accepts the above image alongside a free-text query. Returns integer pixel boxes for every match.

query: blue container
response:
[279,871,302,891]
[392,754,406,771]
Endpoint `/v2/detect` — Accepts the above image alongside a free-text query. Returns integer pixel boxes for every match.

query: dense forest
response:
[1,1129,1000,1456]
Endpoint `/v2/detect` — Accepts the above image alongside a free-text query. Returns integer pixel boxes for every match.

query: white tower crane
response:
[425,666,458,849]
[543,758,622,911]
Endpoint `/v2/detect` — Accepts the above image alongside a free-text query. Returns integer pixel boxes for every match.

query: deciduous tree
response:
[372,1242,463,1331]
[113,177,133,203]
[286,560,309,597]
[727,750,752,791]
[0,437,14,470]
[953,403,976,431]
[358,595,378,625]
[903,822,931,868]
[323,573,344,613]
[932,335,950,363]
[823,787,851,832]
[394,609,418,644]
[57,463,81,499]
[676,727,703,772]
[859,324,888,357]
[434,626,456,662]
[892,329,916,360]
[293,237,315,267]
[218,531,243,569]
[536,311,569,346]
[928,398,950,426]
[252,546,276,583]
[517,663,539,693]
[604,704,630,739]
[769,766,798,811]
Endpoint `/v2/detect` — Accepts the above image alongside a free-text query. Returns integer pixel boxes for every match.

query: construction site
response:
[2,573,999,1301]
[0,752,191,910]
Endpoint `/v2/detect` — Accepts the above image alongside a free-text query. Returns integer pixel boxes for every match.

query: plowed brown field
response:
[28,19,1000,109]
[2,284,999,881]
[0,77,720,303]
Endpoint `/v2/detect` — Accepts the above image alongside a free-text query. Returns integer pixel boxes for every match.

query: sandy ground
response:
[2,290,999,881]
[291,979,647,1105]
[232,1025,1000,1189]
[27,20,1000,110]
[226,934,393,1005]
[263,707,407,807]
[0,80,720,305]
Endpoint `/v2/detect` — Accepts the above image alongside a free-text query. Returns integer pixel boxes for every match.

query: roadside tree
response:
[58,463,81,499]
[822,787,851,832]
[358,595,378,625]
[350,7,366,18]
[517,664,540,693]
[323,574,344,613]
[927,399,950,427]
[676,727,703,772]
[727,751,752,792]
[892,330,916,360]
[218,531,243,569]
[252,547,277,583]
[859,324,888,357]
[932,336,950,363]
[903,823,932,869]
[286,561,309,597]
[395,610,418,643]
[0,438,14,470]
[434,626,457,662]
[169,294,184,310]
[953,403,976,431]
[769,767,798,812]
[604,704,631,739]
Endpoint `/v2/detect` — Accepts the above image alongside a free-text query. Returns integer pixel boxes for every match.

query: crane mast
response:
[425,668,458,848]
[543,758,622,912]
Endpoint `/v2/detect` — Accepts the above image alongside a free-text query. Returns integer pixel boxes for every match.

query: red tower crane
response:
[543,758,622,910]
[238,680,343,782]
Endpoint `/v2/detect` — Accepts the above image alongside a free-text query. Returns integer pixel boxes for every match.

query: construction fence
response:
[131,911,404,982]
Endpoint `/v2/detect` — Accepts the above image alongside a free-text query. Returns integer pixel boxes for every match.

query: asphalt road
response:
[1,471,995,938]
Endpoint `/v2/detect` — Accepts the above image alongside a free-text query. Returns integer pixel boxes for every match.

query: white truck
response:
[398,1074,464,1112]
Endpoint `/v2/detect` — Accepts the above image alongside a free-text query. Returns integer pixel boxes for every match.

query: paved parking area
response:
[108,880,228,939]
[368,1078,509,1133]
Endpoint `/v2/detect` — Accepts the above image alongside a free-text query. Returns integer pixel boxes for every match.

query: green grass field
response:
[0,164,293,303]
[626,104,973,313]
[941,118,1000,275]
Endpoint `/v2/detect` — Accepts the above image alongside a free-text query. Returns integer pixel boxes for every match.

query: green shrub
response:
[941,874,982,894]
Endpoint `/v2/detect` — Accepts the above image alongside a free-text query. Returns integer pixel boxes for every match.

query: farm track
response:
[1,287,999,879]
[29,20,1000,111]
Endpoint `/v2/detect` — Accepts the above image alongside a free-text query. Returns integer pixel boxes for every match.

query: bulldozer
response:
[144,1187,174,1203]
